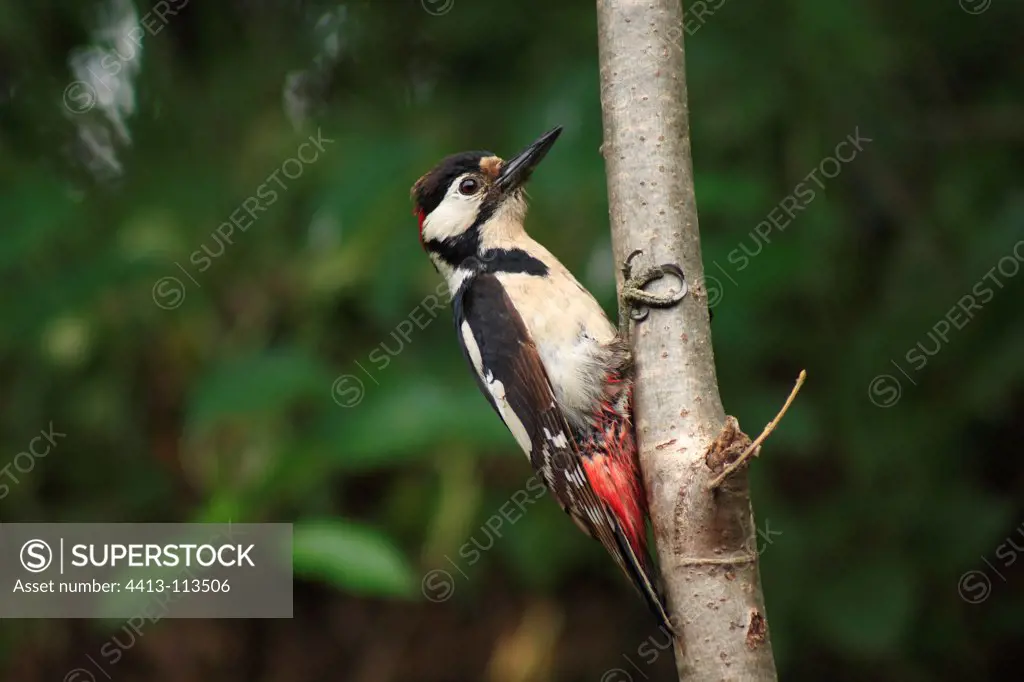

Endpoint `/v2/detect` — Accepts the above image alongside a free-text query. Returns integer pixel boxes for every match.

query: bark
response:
[596,1,779,679]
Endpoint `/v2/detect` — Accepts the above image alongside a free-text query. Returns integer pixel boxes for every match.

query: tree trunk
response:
[596,1,779,679]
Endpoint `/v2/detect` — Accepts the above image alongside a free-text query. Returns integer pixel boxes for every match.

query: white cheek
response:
[422,194,479,242]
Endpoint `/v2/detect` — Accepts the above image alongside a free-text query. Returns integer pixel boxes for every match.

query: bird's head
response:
[411,126,562,265]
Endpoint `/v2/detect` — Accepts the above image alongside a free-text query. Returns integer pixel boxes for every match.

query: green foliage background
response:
[1,0,1022,680]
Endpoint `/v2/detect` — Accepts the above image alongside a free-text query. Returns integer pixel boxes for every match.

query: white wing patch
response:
[447,267,473,297]
[460,320,532,456]
[543,427,569,449]
[460,320,484,375]
[563,465,590,496]
[540,446,557,488]
[485,372,532,455]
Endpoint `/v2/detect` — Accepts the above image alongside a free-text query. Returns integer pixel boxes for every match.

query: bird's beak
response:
[495,126,562,194]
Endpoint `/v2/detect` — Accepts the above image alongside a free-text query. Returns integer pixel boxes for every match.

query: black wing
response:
[452,273,673,632]
[452,273,612,541]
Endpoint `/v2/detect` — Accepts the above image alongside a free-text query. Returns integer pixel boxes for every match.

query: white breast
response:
[496,259,617,428]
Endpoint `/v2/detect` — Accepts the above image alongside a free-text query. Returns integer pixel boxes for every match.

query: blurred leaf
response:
[187,349,335,435]
[292,518,415,598]
[318,379,509,470]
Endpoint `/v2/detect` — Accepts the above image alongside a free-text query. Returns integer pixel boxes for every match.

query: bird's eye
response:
[458,178,479,195]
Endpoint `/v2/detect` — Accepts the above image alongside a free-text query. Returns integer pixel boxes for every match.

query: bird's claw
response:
[622,248,645,281]
[620,253,687,323]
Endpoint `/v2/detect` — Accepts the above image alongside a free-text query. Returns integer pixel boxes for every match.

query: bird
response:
[410,126,686,631]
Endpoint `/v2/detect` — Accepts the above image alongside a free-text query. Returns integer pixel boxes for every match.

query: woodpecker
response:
[411,127,685,630]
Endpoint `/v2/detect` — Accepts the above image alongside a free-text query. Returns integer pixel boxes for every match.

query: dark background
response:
[1,0,1023,680]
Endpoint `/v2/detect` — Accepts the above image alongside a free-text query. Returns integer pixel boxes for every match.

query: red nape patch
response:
[583,452,647,555]
[415,208,426,248]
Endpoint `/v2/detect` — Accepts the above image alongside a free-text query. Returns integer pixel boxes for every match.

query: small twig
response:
[707,370,807,491]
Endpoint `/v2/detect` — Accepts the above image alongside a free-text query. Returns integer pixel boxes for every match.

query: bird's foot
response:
[619,249,687,331]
